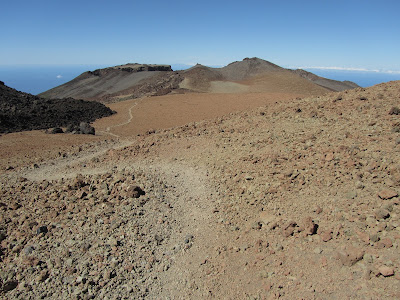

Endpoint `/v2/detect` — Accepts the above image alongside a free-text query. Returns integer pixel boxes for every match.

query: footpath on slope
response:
[1,82,400,299]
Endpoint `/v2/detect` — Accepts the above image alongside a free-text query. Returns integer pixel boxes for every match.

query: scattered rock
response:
[126,185,145,198]
[79,122,95,135]
[374,208,390,220]
[23,245,35,255]
[378,266,394,277]
[302,217,318,235]
[2,280,18,292]
[283,221,297,237]
[320,230,332,242]
[336,246,365,266]
[389,106,400,115]
[36,226,48,235]
[37,270,49,282]
[378,189,398,200]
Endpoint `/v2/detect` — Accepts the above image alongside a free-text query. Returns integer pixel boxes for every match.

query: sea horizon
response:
[1,64,400,96]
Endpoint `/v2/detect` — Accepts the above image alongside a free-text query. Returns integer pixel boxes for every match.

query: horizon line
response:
[291,66,400,74]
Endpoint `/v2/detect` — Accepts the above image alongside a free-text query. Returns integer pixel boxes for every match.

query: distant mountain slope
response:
[0,81,114,133]
[40,58,359,103]
[40,64,174,100]
[289,69,359,91]
[220,57,283,80]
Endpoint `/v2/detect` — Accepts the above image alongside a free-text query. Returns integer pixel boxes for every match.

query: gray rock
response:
[79,122,95,135]
[23,245,35,255]
[375,208,390,220]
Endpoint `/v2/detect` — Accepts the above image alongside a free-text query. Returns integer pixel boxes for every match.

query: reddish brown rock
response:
[377,189,398,200]
[325,152,334,162]
[302,217,318,235]
[378,266,394,277]
[336,246,365,266]
[376,238,393,249]
[283,221,297,237]
[126,185,145,198]
[320,231,332,242]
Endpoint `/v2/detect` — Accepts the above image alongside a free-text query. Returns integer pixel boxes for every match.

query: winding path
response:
[97,97,145,138]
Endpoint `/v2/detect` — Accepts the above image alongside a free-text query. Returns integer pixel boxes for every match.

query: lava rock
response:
[36,226,48,235]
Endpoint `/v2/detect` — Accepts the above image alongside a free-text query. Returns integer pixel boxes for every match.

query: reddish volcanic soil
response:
[1,82,400,299]
[94,92,307,137]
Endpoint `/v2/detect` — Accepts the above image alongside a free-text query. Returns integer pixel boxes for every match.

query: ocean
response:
[1,65,399,95]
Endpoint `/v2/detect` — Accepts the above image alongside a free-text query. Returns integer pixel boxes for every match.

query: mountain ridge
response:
[39,58,359,103]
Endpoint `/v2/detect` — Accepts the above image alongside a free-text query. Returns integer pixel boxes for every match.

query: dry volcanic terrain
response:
[39,58,359,104]
[1,78,400,299]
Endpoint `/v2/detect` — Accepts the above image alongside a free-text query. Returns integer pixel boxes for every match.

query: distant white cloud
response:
[56,75,63,79]
[291,66,400,74]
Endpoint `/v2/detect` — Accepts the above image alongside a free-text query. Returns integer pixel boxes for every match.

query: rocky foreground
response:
[1,81,400,299]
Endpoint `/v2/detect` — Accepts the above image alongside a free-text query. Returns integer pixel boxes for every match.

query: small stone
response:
[283,221,297,237]
[103,270,116,280]
[314,206,323,214]
[23,245,35,255]
[336,246,365,266]
[107,238,119,247]
[251,222,262,230]
[374,208,390,220]
[378,189,398,200]
[76,276,87,284]
[2,280,18,292]
[355,181,365,189]
[380,238,393,248]
[126,185,145,198]
[36,226,48,235]
[302,217,317,235]
[370,234,380,243]
[378,266,394,277]
[389,106,400,115]
[37,270,49,282]
[325,152,334,161]
[0,232,7,242]
[320,231,332,242]
[184,234,194,244]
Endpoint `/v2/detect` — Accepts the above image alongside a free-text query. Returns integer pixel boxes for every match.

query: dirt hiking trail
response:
[1,82,400,299]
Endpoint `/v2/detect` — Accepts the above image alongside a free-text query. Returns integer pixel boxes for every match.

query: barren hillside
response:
[1,81,399,299]
[39,58,359,103]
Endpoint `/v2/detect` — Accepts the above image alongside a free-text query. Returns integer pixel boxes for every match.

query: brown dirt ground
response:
[1,83,400,299]
[94,92,308,137]
[0,131,110,171]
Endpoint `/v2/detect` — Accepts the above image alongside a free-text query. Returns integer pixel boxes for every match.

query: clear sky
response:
[1,0,400,73]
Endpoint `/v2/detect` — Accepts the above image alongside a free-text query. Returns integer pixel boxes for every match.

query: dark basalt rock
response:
[0,82,115,134]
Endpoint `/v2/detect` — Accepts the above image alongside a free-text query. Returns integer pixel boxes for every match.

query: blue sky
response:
[1,0,400,73]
